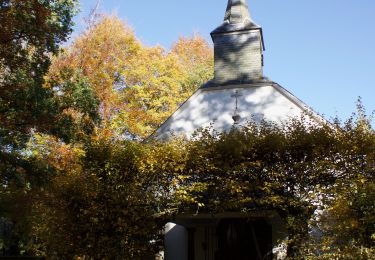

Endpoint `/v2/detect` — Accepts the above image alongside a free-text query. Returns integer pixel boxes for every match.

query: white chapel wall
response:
[155,83,310,139]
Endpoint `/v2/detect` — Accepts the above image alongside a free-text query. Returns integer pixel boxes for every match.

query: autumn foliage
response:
[1,5,374,259]
[27,113,375,259]
[48,16,213,139]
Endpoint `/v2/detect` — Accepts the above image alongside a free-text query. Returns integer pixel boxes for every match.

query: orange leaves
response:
[171,34,213,72]
[120,46,185,137]
[28,133,84,174]
[48,16,140,125]
[48,15,214,139]
[117,35,213,138]
[171,35,214,94]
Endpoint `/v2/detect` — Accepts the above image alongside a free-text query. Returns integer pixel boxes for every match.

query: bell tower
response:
[211,0,265,84]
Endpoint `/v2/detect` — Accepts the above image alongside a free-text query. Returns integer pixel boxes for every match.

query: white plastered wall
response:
[155,83,313,139]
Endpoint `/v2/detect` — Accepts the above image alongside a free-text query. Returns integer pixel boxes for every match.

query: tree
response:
[4,5,372,258]
[301,106,375,259]
[45,68,100,142]
[49,16,213,139]
[115,46,185,138]
[0,0,78,146]
[171,35,214,93]
[29,110,374,258]
[48,16,141,130]
[31,140,165,259]
[310,182,375,259]
[1,11,213,257]
[0,0,99,256]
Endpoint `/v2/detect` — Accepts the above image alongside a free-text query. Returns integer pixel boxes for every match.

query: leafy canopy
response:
[0,0,101,256]
[30,112,375,259]
[49,15,213,139]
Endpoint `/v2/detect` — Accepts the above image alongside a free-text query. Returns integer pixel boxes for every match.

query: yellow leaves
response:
[49,15,140,127]
[176,188,199,204]
[47,16,214,139]
[62,107,84,124]
[28,132,84,174]
[171,34,213,72]
[121,46,185,137]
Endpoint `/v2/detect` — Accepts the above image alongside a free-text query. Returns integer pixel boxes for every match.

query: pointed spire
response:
[211,0,260,34]
[224,0,252,24]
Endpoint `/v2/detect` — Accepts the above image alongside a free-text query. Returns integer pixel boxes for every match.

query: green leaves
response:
[49,18,214,139]
[0,0,81,256]
[48,68,100,142]
[1,3,373,257]
[31,140,164,259]
[0,0,79,142]
[27,112,375,258]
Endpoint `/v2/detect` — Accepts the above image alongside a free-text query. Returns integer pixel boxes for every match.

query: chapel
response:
[155,1,320,259]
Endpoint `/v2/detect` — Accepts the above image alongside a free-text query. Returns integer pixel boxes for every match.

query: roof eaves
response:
[270,81,328,125]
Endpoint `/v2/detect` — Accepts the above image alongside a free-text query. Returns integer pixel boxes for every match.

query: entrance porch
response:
[163,212,287,260]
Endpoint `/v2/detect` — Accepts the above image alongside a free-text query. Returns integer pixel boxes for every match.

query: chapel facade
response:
[156,1,319,259]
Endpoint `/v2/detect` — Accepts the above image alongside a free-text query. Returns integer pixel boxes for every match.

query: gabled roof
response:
[147,1,326,141]
[211,0,261,35]
[150,81,326,140]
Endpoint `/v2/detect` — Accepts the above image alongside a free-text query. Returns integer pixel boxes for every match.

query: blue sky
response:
[73,0,375,123]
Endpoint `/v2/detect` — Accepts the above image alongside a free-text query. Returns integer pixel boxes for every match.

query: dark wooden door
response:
[215,219,272,260]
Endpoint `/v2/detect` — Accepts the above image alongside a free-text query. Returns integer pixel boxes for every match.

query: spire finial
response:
[224,0,252,24]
